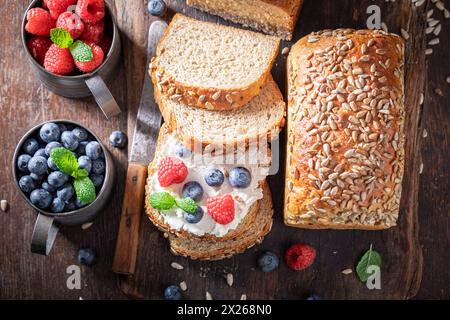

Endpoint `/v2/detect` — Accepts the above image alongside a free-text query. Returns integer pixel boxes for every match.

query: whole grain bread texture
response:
[150,14,280,111]
[187,0,304,41]
[285,29,405,230]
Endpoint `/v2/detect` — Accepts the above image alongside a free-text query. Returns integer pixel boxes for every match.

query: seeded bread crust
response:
[187,0,304,41]
[150,14,280,111]
[145,124,265,242]
[169,181,273,260]
[285,29,405,230]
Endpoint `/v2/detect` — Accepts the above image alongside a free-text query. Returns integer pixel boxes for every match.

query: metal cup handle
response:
[85,75,121,119]
[31,214,59,255]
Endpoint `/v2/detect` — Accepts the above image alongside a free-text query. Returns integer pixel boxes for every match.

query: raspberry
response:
[25,8,55,36]
[76,0,105,24]
[157,157,188,187]
[56,12,85,39]
[44,44,74,75]
[98,34,112,55]
[79,21,104,43]
[42,0,49,9]
[47,0,77,20]
[74,42,104,73]
[285,244,316,271]
[206,194,235,225]
[27,36,53,65]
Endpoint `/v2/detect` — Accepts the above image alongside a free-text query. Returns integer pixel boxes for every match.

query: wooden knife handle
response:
[112,163,148,275]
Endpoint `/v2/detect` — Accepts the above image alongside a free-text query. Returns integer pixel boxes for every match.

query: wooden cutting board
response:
[119,0,425,299]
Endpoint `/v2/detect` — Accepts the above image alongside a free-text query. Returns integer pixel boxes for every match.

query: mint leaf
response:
[50,147,79,176]
[356,244,382,282]
[72,168,88,180]
[149,192,176,211]
[176,197,197,214]
[70,40,93,62]
[50,28,73,48]
[73,177,96,205]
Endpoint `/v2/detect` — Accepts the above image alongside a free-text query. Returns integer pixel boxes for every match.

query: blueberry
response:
[109,131,128,148]
[42,181,56,193]
[229,167,252,188]
[76,141,89,155]
[257,252,279,272]
[19,175,36,193]
[148,0,167,17]
[45,141,62,156]
[39,123,60,143]
[30,189,52,209]
[47,157,59,171]
[34,148,47,158]
[90,174,104,188]
[17,154,32,172]
[58,123,67,132]
[78,156,92,173]
[91,159,105,175]
[164,285,182,300]
[23,138,39,155]
[85,141,102,160]
[204,168,225,187]
[28,156,48,175]
[75,198,87,208]
[182,181,203,201]
[50,197,65,213]
[48,171,69,188]
[306,294,322,300]
[30,172,44,183]
[174,142,191,158]
[78,248,97,266]
[65,200,77,211]
[57,183,74,201]
[72,127,88,141]
[61,131,79,151]
[184,206,204,224]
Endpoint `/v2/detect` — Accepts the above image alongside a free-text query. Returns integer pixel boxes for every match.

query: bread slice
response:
[186,0,304,41]
[145,124,267,242]
[150,14,280,111]
[154,75,286,148]
[169,182,274,260]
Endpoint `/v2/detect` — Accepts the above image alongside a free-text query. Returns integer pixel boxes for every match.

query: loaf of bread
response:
[186,0,304,40]
[150,14,280,111]
[285,29,405,230]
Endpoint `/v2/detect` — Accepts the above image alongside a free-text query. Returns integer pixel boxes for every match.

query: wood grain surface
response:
[0,0,448,300]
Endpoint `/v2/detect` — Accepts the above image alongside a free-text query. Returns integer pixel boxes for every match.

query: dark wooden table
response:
[0,0,448,300]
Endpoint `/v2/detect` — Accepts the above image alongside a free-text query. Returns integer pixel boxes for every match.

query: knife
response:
[112,21,168,275]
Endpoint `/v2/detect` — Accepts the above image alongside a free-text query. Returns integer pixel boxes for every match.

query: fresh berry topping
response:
[258,252,279,272]
[79,21,104,43]
[75,198,87,208]
[47,157,59,171]
[42,181,56,193]
[48,171,69,188]
[30,173,44,183]
[40,122,61,143]
[91,159,105,175]
[148,0,167,17]
[75,140,89,155]
[25,8,55,36]
[45,141,62,156]
[42,0,49,10]
[47,0,77,20]
[90,174,104,188]
[26,36,52,65]
[23,138,40,155]
[72,127,88,141]
[28,156,48,175]
[65,200,77,211]
[74,42,104,72]
[306,294,322,300]
[174,142,191,158]
[78,155,92,173]
[184,206,204,224]
[76,0,105,24]
[44,44,75,75]
[182,181,204,202]
[78,248,97,266]
[50,197,65,213]
[204,168,224,187]
[56,11,85,39]
[97,34,112,55]
[30,189,52,209]
[229,167,252,188]
[157,157,188,187]
[61,130,79,151]
[164,285,182,300]
[57,183,74,201]
[85,141,102,160]
[285,244,316,271]
[109,131,127,148]
[34,148,47,158]
[17,154,32,173]
[206,194,235,225]
[19,175,36,193]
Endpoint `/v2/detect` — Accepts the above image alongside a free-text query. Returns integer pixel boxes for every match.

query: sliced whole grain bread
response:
[150,14,280,111]
[169,182,274,260]
[154,75,286,148]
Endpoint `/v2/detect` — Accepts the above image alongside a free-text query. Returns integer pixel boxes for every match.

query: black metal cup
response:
[12,120,116,255]
[21,0,122,119]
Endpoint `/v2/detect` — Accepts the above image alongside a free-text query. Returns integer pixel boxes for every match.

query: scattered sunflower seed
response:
[81,222,93,230]
[419,163,424,174]
[446,76,450,84]
[282,47,290,55]
[341,268,353,275]
[206,291,213,300]
[0,200,8,212]
[240,294,247,300]
[179,281,187,291]
[171,262,184,270]
[419,93,425,105]
[423,128,428,138]
[425,48,433,55]
[434,88,444,96]
[226,273,234,287]
[163,232,169,238]
[400,28,409,40]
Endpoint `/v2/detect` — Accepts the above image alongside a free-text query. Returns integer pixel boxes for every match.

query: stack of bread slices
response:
[146,14,285,260]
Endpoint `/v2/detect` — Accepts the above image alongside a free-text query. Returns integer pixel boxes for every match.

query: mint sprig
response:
[356,244,382,282]
[176,197,197,214]
[50,28,93,62]
[50,147,97,205]
[50,28,74,49]
[149,192,198,213]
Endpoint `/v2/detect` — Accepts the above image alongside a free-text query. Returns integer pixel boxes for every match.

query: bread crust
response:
[285,29,405,230]
[150,14,280,111]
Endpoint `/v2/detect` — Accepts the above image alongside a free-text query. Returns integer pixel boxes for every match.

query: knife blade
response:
[112,21,168,275]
